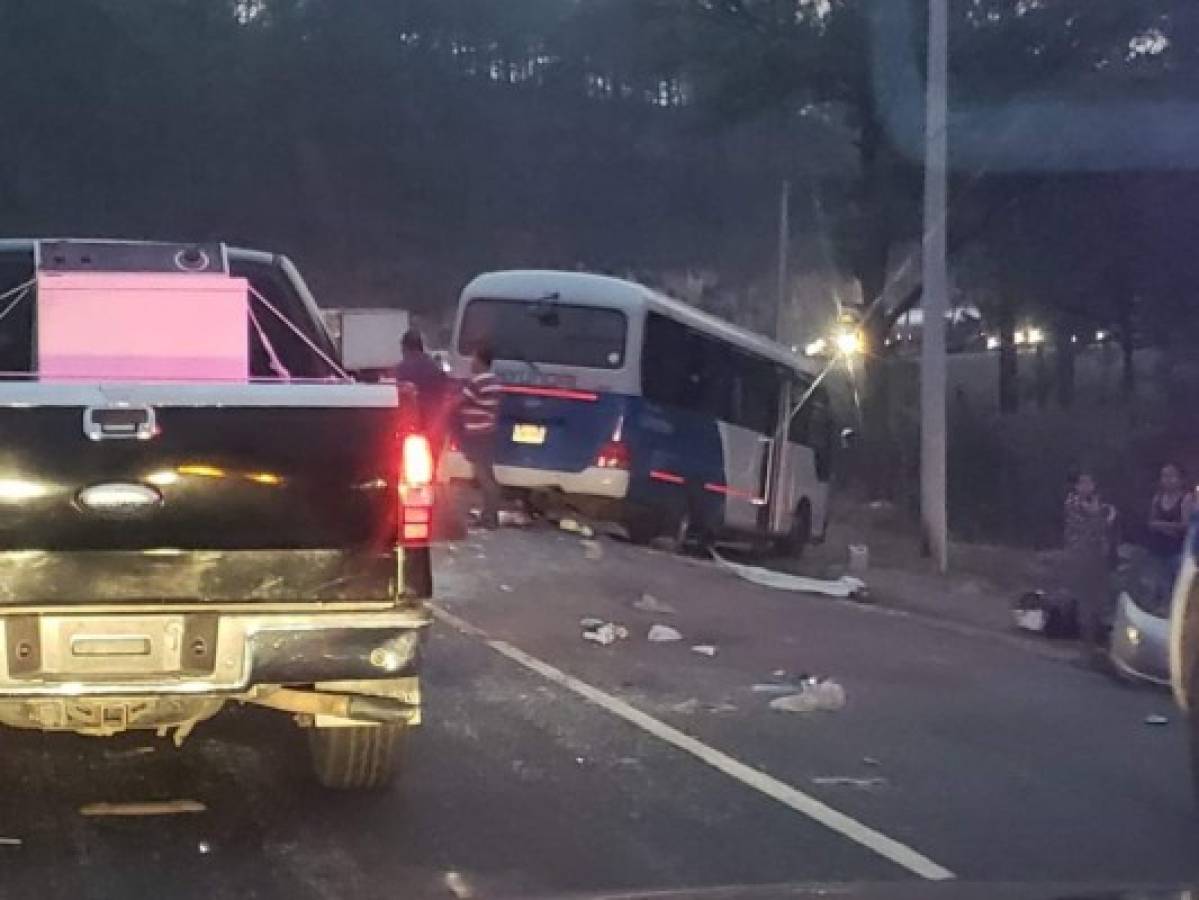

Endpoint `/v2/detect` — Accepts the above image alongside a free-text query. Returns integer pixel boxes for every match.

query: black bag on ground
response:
[1012,590,1079,639]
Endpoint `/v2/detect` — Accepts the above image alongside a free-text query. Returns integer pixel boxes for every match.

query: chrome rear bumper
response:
[0,607,430,697]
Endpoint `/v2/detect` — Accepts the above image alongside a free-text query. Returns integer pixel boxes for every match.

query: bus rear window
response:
[458,298,626,370]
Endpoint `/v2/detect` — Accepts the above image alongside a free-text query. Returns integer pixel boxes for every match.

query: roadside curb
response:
[644,544,1082,664]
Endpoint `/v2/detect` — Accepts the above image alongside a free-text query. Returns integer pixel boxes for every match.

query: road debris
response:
[751,671,812,693]
[691,644,717,657]
[198,841,211,855]
[0,838,21,847]
[647,624,683,643]
[500,584,513,593]
[713,551,866,599]
[768,678,846,713]
[444,870,475,899]
[1144,714,1170,726]
[80,799,207,817]
[671,698,736,715]
[1012,590,1078,638]
[559,517,595,538]
[582,620,628,646]
[581,539,604,560]
[105,746,155,760]
[862,756,882,767]
[474,507,532,527]
[632,593,675,615]
[847,544,870,574]
[812,776,887,790]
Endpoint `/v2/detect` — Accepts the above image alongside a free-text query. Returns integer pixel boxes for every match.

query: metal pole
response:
[776,179,791,342]
[920,0,949,572]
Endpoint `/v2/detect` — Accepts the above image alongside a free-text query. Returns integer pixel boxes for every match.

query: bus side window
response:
[807,388,833,481]
[642,313,690,407]
[642,313,730,422]
[641,312,780,437]
[788,378,812,444]
[732,354,778,435]
[696,334,734,421]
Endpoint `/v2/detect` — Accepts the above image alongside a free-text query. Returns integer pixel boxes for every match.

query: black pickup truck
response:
[0,239,432,789]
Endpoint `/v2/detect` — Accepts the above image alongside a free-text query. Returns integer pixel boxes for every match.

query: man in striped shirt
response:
[458,344,502,527]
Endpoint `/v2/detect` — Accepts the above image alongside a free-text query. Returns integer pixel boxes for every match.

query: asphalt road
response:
[0,525,1196,898]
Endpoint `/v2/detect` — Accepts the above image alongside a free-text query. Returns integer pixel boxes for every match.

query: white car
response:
[1169,524,1199,805]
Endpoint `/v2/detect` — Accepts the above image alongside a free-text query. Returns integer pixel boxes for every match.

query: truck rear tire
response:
[308,724,406,789]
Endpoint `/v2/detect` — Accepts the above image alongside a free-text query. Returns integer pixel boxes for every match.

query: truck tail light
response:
[595,440,630,470]
[400,433,435,545]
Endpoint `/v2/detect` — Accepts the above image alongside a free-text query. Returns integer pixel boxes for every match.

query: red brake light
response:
[402,434,434,487]
[400,433,434,545]
[595,440,630,470]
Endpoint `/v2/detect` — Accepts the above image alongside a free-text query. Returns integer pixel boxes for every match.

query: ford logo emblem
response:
[76,483,162,518]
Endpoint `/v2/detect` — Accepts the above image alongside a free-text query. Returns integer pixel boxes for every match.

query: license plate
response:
[512,423,547,445]
[37,615,188,676]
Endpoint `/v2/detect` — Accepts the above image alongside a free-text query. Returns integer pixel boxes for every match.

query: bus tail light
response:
[596,440,630,470]
[400,433,435,545]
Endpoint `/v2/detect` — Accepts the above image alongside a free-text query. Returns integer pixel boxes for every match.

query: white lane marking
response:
[433,605,955,881]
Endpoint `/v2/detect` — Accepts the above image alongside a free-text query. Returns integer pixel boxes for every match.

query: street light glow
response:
[834,329,863,356]
[804,338,827,357]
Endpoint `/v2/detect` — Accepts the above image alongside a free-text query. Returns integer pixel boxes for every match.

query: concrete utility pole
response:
[775,179,791,342]
[920,0,949,573]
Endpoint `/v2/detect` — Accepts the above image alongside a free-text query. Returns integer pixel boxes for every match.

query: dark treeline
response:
[0,0,830,323]
[1,0,1196,364]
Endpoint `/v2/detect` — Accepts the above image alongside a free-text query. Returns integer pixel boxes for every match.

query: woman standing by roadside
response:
[1064,470,1117,661]
[1147,462,1194,592]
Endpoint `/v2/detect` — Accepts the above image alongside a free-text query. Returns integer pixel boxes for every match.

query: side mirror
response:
[840,427,857,450]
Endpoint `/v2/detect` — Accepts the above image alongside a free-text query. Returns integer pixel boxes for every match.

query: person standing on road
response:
[394,329,450,448]
[458,344,502,528]
[1064,470,1117,660]
[1146,462,1193,593]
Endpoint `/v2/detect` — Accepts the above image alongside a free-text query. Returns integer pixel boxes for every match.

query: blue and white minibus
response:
[444,271,833,550]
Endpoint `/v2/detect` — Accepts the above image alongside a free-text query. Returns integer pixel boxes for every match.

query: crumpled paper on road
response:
[647,624,683,643]
[632,593,675,615]
[712,551,866,599]
[768,679,846,713]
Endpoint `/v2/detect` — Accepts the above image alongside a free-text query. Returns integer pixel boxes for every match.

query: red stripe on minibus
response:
[650,470,685,485]
[499,385,599,402]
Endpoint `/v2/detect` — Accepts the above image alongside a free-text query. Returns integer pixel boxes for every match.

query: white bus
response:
[445,270,833,550]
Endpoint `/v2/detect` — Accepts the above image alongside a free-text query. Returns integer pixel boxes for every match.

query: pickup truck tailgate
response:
[0,381,403,606]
